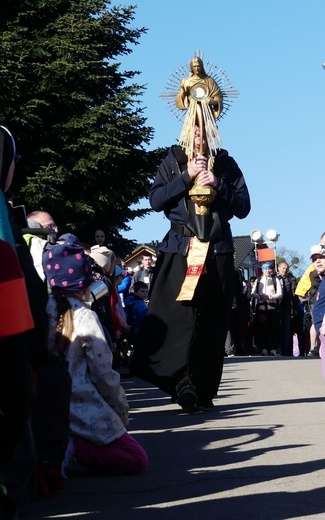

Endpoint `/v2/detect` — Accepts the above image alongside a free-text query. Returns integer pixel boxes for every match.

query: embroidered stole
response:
[176,236,209,301]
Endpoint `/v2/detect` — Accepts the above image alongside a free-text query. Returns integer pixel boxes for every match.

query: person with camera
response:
[24,210,58,282]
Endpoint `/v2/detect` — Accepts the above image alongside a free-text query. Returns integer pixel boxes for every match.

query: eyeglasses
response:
[43,223,58,230]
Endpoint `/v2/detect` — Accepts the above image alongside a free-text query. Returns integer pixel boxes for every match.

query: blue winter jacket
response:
[124,293,148,335]
[312,278,325,334]
[149,146,250,256]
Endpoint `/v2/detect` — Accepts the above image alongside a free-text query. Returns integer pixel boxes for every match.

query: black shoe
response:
[308,347,319,357]
[197,399,214,411]
[176,386,198,413]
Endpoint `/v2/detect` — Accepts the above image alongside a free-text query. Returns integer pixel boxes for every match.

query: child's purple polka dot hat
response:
[43,238,93,292]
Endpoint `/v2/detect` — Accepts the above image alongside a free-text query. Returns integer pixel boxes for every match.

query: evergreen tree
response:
[276,246,307,278]
[0,0,162,255]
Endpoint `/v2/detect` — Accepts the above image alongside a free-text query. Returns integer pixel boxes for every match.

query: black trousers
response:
[254,308,279,352]
[0,335,34,463]
[130,250,235,401]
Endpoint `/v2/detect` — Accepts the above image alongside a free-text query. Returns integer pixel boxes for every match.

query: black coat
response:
[149,146,250,256]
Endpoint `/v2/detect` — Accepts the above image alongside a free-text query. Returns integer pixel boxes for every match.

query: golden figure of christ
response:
[175,56,224,214]
[175,56,223,120]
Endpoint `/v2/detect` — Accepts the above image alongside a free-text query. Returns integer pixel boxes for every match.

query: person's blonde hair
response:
[53,293,74,356]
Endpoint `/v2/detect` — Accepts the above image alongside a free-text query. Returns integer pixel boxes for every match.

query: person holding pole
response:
[130,54,250,413]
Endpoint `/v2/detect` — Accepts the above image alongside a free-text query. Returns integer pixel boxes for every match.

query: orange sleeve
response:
[0,239,34,338]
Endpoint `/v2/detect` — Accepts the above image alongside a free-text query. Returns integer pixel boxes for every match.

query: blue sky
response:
[111,0,325,267]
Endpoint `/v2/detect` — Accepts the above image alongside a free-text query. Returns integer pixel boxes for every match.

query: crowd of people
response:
[2,111,325,520]
[225,261,310,356]
[0,126,151,519]
[224,248,325,359]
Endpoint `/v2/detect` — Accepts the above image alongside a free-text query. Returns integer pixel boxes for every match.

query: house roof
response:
[125,243,158,263]
[233,235,254,267]
[126,237,254,267]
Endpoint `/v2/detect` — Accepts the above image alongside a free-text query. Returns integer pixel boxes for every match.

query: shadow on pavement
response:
[31,360,325,520]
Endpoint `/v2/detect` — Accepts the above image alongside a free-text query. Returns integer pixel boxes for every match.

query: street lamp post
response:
[250,229,280,275]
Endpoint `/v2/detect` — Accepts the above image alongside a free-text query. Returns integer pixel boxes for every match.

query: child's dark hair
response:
[134,281,148,293]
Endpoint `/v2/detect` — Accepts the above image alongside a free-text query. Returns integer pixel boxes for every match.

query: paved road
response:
[32,356,325,520]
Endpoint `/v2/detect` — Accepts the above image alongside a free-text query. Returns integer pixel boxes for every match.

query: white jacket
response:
[46,295,128,445]
[252,275,282,311]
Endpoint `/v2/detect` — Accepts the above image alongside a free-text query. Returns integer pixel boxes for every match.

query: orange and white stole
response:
[176,236,209,301]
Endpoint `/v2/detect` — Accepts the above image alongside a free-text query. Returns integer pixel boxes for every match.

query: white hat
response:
[310,244,325,259]
[90,245,114,271]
